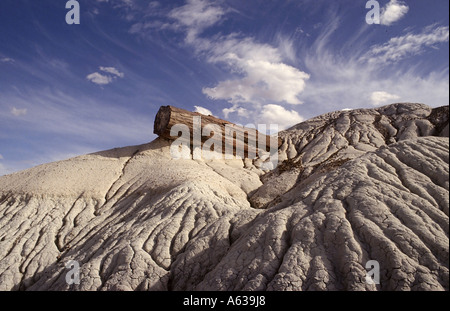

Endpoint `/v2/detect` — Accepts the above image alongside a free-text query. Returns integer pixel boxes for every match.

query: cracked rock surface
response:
[0,103,448,291]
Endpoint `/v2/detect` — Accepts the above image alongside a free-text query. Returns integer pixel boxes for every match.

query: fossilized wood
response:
[154,105,282,155]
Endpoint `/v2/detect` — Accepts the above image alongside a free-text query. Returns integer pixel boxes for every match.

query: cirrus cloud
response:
[362,25,449,64]
[168,0,227,43]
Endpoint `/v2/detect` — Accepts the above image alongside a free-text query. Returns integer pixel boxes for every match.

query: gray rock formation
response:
[0,103,448,291]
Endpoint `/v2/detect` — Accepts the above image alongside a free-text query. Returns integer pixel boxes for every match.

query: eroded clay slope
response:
[0,139,262,290]
[250,103,449,208]
[0,103,448,291]
[193,137,449,291]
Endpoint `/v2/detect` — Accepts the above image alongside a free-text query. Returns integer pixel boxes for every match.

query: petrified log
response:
[153,106,281,157]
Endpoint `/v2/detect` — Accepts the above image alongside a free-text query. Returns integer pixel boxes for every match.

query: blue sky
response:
[0,0,448,176]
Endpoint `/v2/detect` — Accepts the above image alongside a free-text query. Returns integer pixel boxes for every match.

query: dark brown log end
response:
[153,106,173,137]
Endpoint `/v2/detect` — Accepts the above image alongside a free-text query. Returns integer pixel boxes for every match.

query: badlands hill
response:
[0,103,448,291]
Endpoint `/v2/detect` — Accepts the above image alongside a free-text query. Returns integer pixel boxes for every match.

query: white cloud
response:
[100,66,124,78]
[86,72,113,85]
[223,105,248,119]
[169,0,226,43]
[87,67,124,85]
[370,91,400,106]
[0,154,3,160]
[302,62,449,114]
[363,25,449,64]
[380,0,409,26]
[86,66,125,85]
[258,104,304,130]
[11,107,27,116]
[201,38,309,124]
[194,106,213,116]
[203,50,309,106]
[276,35,298,63]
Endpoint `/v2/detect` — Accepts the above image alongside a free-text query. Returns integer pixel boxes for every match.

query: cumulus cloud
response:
[11,107,27,116]
[202,49,309,106]
[363,25,449,64]
[86,72,113,85]
[380,0,409,26]
[87,67,124,85]
[194,106,213,116]
[258,104,304,130]
[370,91,401,106]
